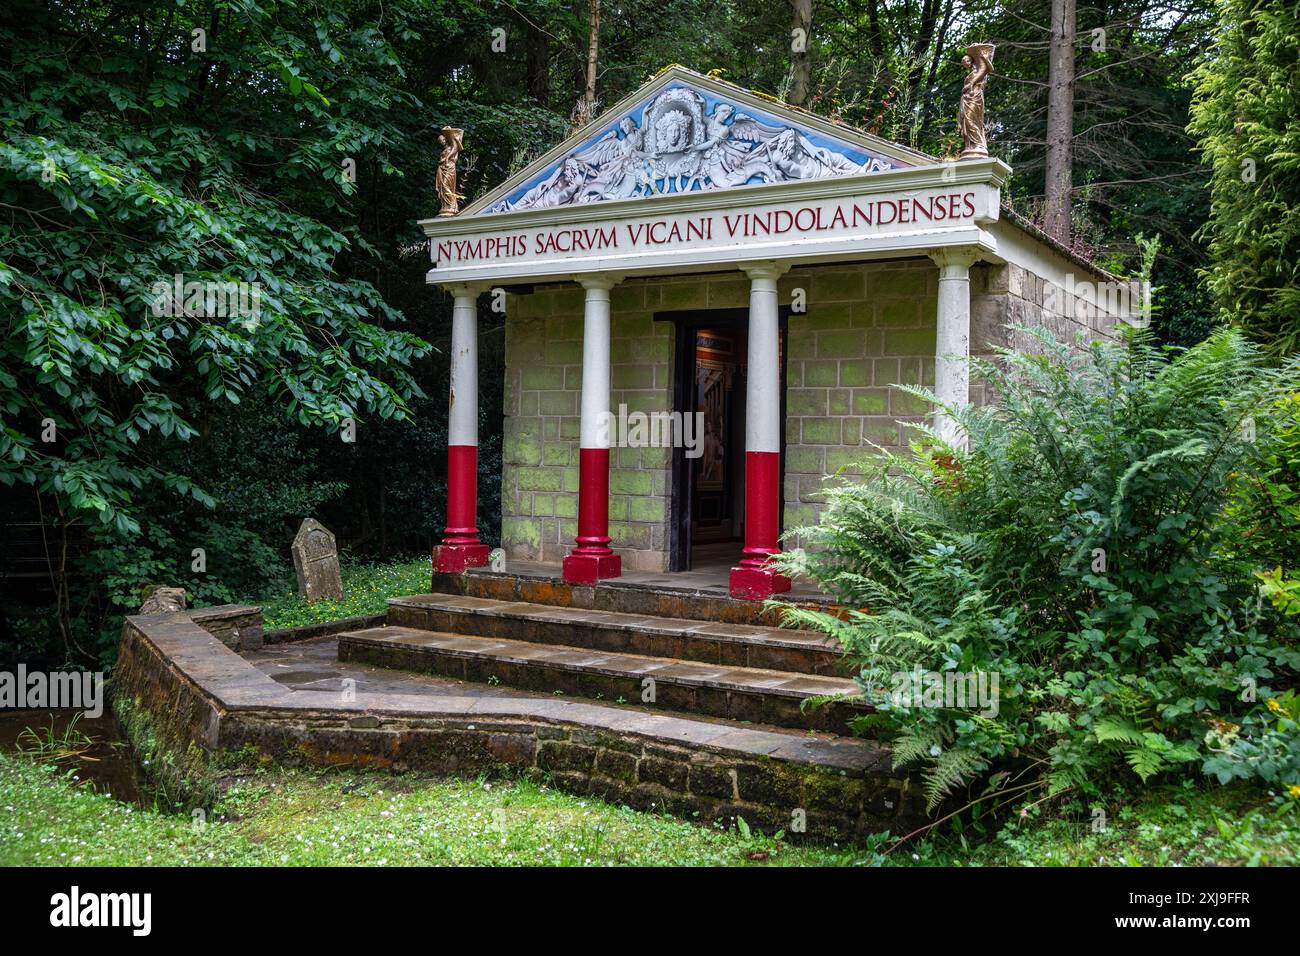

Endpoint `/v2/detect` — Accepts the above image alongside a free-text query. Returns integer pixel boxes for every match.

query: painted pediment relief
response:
[482,78,914,215]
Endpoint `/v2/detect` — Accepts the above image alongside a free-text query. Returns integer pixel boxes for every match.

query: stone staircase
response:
[327,579,924,841]
[338,590,869,736]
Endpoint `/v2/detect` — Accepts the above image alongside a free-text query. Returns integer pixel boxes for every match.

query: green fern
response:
[1093,717,1146,746]
[923,747,987,811]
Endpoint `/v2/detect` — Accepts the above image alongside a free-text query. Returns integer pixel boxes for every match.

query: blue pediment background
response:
[484,80,910,215]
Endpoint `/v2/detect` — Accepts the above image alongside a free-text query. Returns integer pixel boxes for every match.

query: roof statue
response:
[959,44,995,161]
[436,127,464,217]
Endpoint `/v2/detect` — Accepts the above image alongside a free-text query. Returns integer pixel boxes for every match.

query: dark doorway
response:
[658,307,788,573]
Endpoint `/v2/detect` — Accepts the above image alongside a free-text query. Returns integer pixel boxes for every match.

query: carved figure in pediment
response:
[574,117,655,201]
[483,84,901,213]
[645,88,708,191]
[511,156,597,210]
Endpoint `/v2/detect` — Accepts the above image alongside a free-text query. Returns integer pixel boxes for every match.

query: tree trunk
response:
[582,0,600,122]
[1044,0,1077,244]
[788,0,813,106]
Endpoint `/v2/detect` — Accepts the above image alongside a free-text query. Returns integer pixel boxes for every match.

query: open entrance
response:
[660,308,787,573]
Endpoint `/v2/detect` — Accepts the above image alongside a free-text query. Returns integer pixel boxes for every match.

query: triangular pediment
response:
[465,66,933,217]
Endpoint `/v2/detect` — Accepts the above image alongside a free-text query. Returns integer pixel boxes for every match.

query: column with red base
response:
[563,275,622,584]
[730,263,792,601]
[433,284,490,573]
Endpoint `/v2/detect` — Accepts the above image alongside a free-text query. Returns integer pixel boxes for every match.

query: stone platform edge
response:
[429,568,844,628]
[112,607,927,842]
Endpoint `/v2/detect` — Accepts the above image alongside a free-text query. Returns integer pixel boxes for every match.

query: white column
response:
[448,287,479,448]
[579,278,615,452]
[927,248,979,448]
[745,266,784,457]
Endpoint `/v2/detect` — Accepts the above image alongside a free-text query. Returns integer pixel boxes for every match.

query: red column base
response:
[562,552,622,585]
[729,564,792,601]
[433,543,490,573]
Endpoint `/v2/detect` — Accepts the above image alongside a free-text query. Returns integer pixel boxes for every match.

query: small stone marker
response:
[292,518,343,603]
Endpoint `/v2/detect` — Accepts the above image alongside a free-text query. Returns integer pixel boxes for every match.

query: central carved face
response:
[655,111,691,152]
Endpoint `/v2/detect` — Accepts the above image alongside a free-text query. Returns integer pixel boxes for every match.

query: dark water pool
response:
[0,708,144,804]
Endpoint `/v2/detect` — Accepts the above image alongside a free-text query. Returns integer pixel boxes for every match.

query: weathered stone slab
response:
[292,518,343,603]
[138,585,187,615]
[388,592,846,675]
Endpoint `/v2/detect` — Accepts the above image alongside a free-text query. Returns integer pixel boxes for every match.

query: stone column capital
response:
[927,247,980,274]
[742,261,791,282]
[576,273,623,292]
[441,282,491,299]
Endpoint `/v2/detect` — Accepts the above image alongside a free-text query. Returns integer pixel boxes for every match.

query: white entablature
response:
[419,66,1012,286]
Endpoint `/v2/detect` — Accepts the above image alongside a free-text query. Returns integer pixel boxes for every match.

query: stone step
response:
[430,564,841,628]
[337,626,870,734]
[388,593,847,677]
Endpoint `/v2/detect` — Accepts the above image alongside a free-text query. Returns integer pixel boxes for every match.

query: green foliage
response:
[1226,390,1300,613]
[1188,0,1300,354]
[0,0,446,657]
[902,779,1299,866]
[1203,691,1300,811]
[776,327,1300,811]
[3,751,1294,865]
[0,0,435,532]
[14,713,95,764]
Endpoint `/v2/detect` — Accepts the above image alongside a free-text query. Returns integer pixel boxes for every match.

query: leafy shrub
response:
[1226,391,1300,615]
[775,327,1300,811]
[1203,692,1300,813]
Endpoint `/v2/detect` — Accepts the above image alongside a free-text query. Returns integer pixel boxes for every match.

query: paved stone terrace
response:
[466,557,832,602]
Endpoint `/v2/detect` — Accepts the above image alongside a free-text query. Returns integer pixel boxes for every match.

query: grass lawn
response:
[256,556,432,630]
[2,751,1295,867]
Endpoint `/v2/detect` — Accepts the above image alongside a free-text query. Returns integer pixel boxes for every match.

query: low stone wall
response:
[112,606,927,843]
[189,604,264,651]
[219,708,905,841]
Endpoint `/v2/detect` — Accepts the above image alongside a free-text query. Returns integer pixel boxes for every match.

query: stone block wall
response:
[503,281,677,572]
[780,261,937,543]
[969,261,1124,406]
